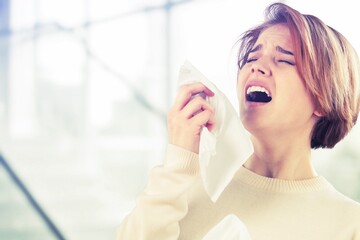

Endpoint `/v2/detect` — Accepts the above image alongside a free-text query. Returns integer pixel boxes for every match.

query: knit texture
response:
[117,144,360,240]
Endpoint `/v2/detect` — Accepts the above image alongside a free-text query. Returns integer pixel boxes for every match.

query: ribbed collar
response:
[235,166,334,193]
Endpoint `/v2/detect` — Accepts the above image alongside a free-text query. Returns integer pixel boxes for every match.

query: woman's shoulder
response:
[334,192,360,214]
[323,181,360,222]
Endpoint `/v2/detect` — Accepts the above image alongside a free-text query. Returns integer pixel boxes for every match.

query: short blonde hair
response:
[237,2,360,149]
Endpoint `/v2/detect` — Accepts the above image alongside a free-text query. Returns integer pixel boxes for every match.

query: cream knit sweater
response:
[117,144,360,240]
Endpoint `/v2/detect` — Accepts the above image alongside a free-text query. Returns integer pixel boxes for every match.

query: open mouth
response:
[246,86,272,103]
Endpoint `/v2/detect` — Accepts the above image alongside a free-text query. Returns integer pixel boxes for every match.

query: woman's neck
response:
[243,135,317,180]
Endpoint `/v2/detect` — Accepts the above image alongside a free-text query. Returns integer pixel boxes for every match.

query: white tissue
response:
[177,60,253,202]
[202,214,251,240]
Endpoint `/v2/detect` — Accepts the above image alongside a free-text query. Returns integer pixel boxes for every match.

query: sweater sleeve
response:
[116,144,200,240]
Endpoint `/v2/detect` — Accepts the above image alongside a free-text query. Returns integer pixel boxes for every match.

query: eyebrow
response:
[249,44,294,56]
[276,46,294,56]
[249,44,262,53]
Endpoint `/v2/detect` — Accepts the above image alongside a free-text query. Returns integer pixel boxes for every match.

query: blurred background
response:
[0,0,359,239]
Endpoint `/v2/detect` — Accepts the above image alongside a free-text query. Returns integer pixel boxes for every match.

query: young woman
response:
[117,2,360,239]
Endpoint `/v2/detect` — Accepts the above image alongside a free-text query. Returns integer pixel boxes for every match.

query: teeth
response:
[246,86,271,96]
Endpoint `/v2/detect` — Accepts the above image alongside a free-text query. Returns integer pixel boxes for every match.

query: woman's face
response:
[237,24,319,138]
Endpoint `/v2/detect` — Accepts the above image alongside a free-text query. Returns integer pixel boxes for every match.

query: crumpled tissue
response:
[177,60,253,202]
[202,214,251,240]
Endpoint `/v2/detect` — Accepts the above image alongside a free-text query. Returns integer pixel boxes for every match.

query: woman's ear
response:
[314,109,323,117]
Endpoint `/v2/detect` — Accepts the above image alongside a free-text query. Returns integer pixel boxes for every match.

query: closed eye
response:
[246,58,257,63]
[278,60,295,66]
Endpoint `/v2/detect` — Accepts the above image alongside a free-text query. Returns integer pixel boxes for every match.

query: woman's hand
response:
[167,82,216,154]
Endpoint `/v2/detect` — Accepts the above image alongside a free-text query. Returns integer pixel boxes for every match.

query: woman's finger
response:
[190,108,216,131]
[172,82,214,111]
[181,95,213,119]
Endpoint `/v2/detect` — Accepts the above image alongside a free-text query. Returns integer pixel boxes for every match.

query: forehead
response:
[255,24,293,50]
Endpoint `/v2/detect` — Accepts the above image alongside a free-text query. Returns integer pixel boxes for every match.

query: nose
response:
[251,59,271,76]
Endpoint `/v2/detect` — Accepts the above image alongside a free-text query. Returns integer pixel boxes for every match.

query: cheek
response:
[237,71,247,99]
[282,82,315,112]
